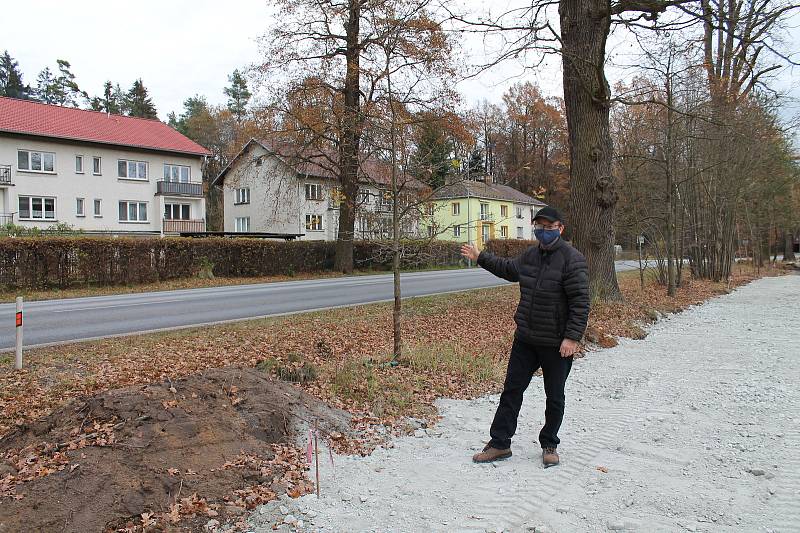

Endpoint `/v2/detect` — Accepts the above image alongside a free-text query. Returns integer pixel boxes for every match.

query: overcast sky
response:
[3,0,798,144]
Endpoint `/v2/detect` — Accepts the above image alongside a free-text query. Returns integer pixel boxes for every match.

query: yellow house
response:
[428,177,546,249]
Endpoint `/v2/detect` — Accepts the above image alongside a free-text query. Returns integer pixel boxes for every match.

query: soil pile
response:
[0,367,351,532]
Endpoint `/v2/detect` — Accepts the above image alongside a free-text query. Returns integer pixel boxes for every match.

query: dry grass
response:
[0,263,785,437]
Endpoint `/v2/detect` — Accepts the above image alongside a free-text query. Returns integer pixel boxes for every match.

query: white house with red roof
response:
[212,139,426,240]
[0,97,211,235]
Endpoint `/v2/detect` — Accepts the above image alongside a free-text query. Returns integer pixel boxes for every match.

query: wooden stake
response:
[314,425,321,498]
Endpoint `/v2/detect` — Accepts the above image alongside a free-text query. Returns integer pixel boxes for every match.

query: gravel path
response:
[247,274,800,533]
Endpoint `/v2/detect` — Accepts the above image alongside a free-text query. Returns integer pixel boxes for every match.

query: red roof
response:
[0,97,211,156]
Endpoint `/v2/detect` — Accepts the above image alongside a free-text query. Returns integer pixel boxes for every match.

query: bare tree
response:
[446,0,798,299]
[260,0,461,273]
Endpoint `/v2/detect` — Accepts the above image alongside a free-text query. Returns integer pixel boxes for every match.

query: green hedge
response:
[484,239,537,258]
[0,237,463,290]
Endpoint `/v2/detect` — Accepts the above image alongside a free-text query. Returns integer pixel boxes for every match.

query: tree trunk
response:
[334,0,362,274]
[559,0,622,301]
[665,74,676,297]
[784,229,796,261]
[387,62,402,363]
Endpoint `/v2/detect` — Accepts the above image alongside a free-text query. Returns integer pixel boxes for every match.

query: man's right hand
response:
[461,243,480,262]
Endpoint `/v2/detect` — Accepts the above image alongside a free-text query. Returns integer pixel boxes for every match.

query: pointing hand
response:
[460,243,480,262]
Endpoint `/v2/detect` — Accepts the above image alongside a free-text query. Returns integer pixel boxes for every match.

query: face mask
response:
[534,228,560,245]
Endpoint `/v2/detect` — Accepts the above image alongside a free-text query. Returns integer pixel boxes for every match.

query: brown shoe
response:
[542,447,560,468]
[472,444,512,463]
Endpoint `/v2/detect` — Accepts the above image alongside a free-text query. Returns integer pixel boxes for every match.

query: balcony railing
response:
[156,180,203,197]
[480,213,494,221]
[0,165,11,185]
[0,213,13,225]
[163,219,206,234]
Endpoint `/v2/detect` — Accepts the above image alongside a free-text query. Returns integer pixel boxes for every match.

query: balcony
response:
[163,219,206,234]
[156,180,203,197]
[0,213,13,225]
[479,213,494,221]
[0,165,12,186]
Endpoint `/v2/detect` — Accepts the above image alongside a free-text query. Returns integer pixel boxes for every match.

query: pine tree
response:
[55,59,86,107]
[169,95,210,135]
[167,111,180,129]
[223,69,251,121]
[0,51,31,99]
[98,81,123,114]
[410,120,454,189]
[125,78,158,118]
[35,67,63,104]
[467,148,484,176]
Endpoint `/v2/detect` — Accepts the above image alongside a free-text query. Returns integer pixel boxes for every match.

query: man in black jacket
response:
[461,206,590,467]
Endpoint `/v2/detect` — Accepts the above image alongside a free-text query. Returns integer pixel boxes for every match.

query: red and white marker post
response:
[15,296,23,370]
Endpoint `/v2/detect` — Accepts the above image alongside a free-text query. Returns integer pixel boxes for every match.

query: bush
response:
[484,239,537,258]
[0,237,463,290]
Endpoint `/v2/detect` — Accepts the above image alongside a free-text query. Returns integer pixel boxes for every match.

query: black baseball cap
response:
[534,206,563,224]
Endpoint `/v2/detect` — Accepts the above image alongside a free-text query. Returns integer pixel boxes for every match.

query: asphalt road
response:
[0,261,642,350]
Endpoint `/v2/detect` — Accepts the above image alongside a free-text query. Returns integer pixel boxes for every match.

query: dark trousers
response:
[488,336,572,450]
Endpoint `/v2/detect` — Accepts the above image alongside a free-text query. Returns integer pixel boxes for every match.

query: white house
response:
[213,139,425,240]
[0,97,210,235]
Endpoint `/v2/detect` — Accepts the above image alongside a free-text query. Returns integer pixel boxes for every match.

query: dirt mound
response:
[0,367,351,532]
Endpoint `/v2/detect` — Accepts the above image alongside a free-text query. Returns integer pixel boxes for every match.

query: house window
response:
[516,207,523,219]
[118,201,148,222]
[93,156,102,175]
[453,225,462,237]
[517,226,524,239]
[18,196,56,220]
[480,203,490,220]
[118,159,148,180]
[425,203,435,216]
[305,183,322,201]
[306,214,323,231]
[235,187,250,205]
[76,198,85,217]
[17,150,55,173]
[164,164,190,182]
[500,205,508,218]
[164,203,190,220]
[75,155,84,174]
[452,202,460,216]
[501,225,508,238]
[94,199,102,217]
[481,224,490,242]
[427,225,436,237]
[358,189,371,203]
[235,217,250,232]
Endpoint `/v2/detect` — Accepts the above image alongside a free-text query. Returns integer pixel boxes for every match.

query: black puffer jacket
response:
[477,238,590,346]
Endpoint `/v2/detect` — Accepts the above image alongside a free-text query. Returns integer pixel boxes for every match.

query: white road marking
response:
[49,297,189,313]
